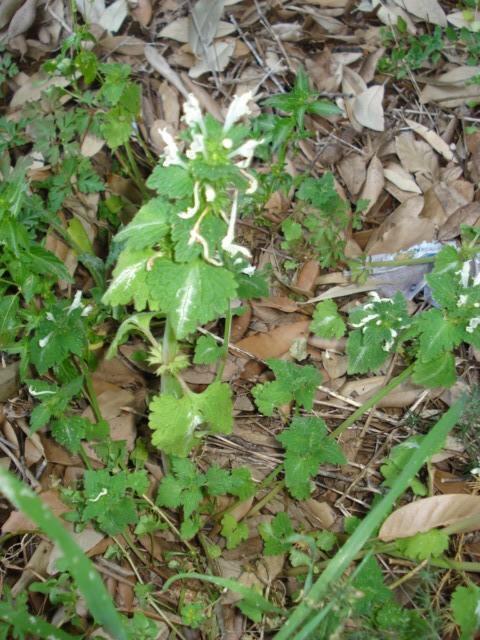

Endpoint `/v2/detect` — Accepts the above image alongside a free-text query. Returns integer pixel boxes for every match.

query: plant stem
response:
[328,363,415,440]
[354,256,436,270]
[124,139,148,199]
[245,479,286,519]
[79,359,104,424]
[216,303,232,382]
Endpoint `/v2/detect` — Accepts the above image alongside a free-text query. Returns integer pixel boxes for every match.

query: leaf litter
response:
[2,0,480,637]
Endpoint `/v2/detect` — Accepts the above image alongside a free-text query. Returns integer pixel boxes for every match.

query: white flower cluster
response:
[156,92,261,269]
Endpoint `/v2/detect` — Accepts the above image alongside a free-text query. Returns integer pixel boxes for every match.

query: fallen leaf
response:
[358,155,384,213]
[404,118,455,162]
[379,494,480,541]
[236,320,311,360]
[392,0,446,26]
[383,162,422,194]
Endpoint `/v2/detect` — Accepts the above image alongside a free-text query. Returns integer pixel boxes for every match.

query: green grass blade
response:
[0,466,126,640]
[274,394,467,639]
[0,601,78,639]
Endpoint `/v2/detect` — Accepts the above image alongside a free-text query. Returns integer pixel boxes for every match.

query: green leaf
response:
[306,100,343,117]
[252,359,322,416]
[451,585,480,640]
[352,556,392,615]
[380,436,430,496]
[113,199,170,250]
[101,107,133,148]
[395,529,449,561]
[102,247,157,311]
[311,300,346,339]
[146,165,194,200]
[417,307,464,359]
[106,312,158,359]
[346,329,389,375]
[194,334,223,364]
[51,415,88,454]
[149,382,233,456]
[29,306,88,374]
[147,259,238,339]
[259,512,294,555]
[412,352,456,388]
[221,514,249,550]
[277,416,346,500]
[282,218,303,242]
[0,296,20,346]
[297,172,338,210]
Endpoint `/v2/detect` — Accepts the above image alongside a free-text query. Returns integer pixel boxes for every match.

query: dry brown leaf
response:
[358,155,384,213]
[231,304,252,342]
[392,0,446,26]
[302,499,335,529]
[4,0,37,42]
[322,352,348,379]
[99,35,146,55]
[297,260,320,293]
[422,181,471,227]
[379,494,480,541]
[189,39,235,78]
[433,469,471,495]
[130,0,152,26]
[351,85,385,132]
[439,202,480,241]
[430,435,466,463]
[395,131,439,183]
[338,153,367,196]
[419,66,480,107]
[235,321,311,360]
[2,490,69,533]
[383,162,422,194]
[0,362,21,402]
[404,118,455,162]
[0,0,24,29]
[365,195,434,255]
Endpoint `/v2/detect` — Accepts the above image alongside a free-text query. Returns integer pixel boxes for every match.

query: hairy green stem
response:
[329,363,415,440]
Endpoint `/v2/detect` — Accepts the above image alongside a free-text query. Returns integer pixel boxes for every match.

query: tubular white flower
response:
[178,181,201,219]
[186,133,206,160]
[239,169,258,194]
[221,192,252,259]
[68,290,83,315]
[223,91,253,132]
[229,138,263,168]
[458,294,468,308]
[205,185,216,202]
[39,333,53,348]
[182,94,206,134]
[158,128,186,168]
[222,138,233,149]
[457,262,471,288]
[473,272,480,287]
[466,317,480,334]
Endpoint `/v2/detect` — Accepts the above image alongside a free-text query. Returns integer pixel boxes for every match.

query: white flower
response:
[473,272,480,287]
[182,94,205,132]
[205,185,216,202]
[39,333,53,348]
[241,264,256,276]
[220,192,252,259]
[222,138,233,149]
[158,128,186,168]
[466,317,480,334]
[178,181,201,219]
[457,262,471,288]
[68,290,83,315]
[350,314,380,329]
[229,138,263,168]
[186,133,206,160]
[223,91,253,132]
[458,294,468,308]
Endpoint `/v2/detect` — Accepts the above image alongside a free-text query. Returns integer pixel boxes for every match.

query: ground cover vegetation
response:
[1,0,480,638]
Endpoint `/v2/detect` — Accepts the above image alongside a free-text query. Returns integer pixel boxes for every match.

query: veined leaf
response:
[113,198,170,250]
[147,259,237,339]
[102,246,158,311]
[311,300,346,339]
[149,382,233,456]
